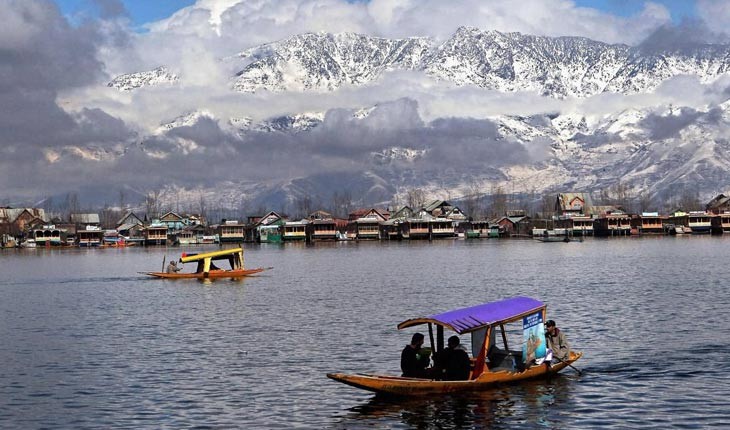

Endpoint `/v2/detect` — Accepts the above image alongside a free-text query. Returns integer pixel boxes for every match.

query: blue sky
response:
[574,0,696,22]
[57,0,697,27]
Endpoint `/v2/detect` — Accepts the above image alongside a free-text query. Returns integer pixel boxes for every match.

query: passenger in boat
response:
[166,260,182,274]
[401,333,431,378]
[545,320,570,362]
[435,335,471,380]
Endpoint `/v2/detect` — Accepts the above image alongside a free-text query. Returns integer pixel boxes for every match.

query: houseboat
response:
[593,213,631,237]
[283,220,309,242]
[430,218,456,239]
[258,224,282,243]
[555,216,594,236]
[711,212,730,234]
[218,220,246,243]
[310,219,338,241]
[634,212,666,235]
[144,223,168,246]
[686,211,714,234]
[77,226,104,247]
[34,225,68,246]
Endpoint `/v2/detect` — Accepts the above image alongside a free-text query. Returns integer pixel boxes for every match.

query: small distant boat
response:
[327,296,582,396]
[20,239,37,248]
[535,235,571,243]
[144,247,270,279]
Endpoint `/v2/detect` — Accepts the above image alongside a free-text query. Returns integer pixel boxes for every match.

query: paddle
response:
[553,355,582,375]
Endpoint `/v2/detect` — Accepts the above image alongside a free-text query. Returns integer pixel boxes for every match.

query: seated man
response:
[401,333,431,378]
[436,335,471,380]
[166,260,182,273]
[545,320,570,362]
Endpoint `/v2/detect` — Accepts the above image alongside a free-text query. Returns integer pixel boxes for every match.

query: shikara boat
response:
[144,247,270,279]
[327,296,582,396]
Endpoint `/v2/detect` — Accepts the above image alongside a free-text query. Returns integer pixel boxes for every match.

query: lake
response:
[1,237,729,428]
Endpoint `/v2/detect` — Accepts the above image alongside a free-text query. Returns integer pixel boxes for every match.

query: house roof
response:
[0,208,47,224]
[159,211,183,221]
[117,211,143,227]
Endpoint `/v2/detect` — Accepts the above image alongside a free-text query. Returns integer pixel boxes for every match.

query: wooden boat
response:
[327,296,582,396]
[144,247,270,279]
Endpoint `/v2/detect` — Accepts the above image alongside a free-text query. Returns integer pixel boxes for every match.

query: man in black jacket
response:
[436,335,471,380]
[401,333,431,378]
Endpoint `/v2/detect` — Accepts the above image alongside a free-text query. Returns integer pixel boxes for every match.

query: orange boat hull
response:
[327,351,582,396]
[145,267,268,279]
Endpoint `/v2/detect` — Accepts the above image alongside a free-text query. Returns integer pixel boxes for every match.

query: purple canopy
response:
[397,296,545,334]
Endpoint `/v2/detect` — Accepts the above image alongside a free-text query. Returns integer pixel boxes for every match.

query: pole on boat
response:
[428,323,435,353]
[554,356,582,375]
[161,255,166,273]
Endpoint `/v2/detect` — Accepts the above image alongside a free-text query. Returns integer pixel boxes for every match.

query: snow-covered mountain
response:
[94,28,730,212]
[118,28,730,97]
[107,66,179,92]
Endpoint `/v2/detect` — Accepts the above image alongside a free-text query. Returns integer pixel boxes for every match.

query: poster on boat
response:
[522,312,547,364]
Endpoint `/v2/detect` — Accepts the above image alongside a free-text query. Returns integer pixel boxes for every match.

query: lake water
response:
[1,237,729,429]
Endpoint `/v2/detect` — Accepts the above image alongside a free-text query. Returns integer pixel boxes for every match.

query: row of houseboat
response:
[4,194,730,248]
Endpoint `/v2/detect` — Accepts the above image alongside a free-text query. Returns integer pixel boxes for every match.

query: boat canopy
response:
[397,296,545,334]
[180,247,243,263]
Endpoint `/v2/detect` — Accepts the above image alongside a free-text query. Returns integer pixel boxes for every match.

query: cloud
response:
[636,19,730,55]
[697,0,730,38]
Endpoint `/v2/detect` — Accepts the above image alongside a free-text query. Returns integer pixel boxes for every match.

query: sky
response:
[3,0,730,208]
[55,0,699,28]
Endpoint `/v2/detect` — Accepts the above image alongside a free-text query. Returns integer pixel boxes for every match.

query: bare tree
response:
[198,193,207,222]
[462,181,484,219]
[406,188,427,210]
[637,192,654,214]
[677,186,701,211]
[488,185,507,218]
[145,189,162,220]
[65,192,80,221]
[332,190,353,218]
[295,195,314,219]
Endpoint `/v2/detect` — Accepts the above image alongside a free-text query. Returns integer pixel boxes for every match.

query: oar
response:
[553,355,582,375]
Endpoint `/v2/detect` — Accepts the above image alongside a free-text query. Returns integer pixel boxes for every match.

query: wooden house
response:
[706,194,730,214]
[555,193,592,217]
[593,209,631,236]
[178,224,206,245]
[250,211,285,243]
[347,209,388,240]
[77,226,104,247]
[144,223,168,246]
[492,215,532,237]
[308,211,338,242]
[158,212,186,232]
[422,200,467,220]
[0,207,46,237]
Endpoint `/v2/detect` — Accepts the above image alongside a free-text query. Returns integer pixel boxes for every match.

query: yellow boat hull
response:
[327,351,582,396]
